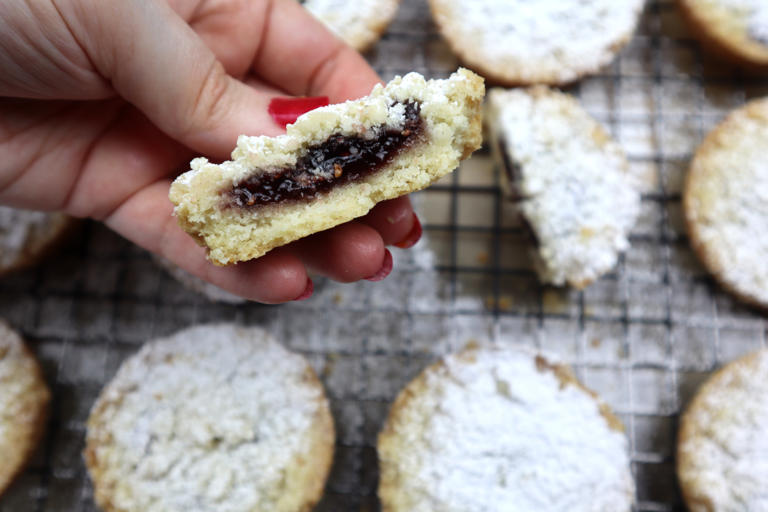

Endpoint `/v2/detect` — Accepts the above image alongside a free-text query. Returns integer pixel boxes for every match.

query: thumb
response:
[73,0,280,158]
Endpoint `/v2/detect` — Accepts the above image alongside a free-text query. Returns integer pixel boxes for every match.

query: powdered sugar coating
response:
[486,87,640,288]
[684,98,768,309]
[303,0,400,51]
[378,343,634,511]
[428,0,644,85]
[0,206,71,273]
[85,324,333,512]
[695,0,768,45]
[678,349,768,511]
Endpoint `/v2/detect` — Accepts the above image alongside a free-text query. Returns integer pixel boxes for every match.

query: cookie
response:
[485,87,640,288]
[677,0,768,69]
[0,320,50,496]
[302,0,401,52]
[170,69,484,265]
[427,0,645,86]
[0,206,75,277]
[85,324,334,512]
[152,255,246,304]
[677,349,768,511]
[378,342,635,512]
[684,98,768,310]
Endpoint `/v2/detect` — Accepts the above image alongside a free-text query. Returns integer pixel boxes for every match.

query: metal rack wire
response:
[1,0,767,510]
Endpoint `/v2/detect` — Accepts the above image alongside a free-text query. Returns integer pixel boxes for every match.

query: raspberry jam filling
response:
[227,102,424,208]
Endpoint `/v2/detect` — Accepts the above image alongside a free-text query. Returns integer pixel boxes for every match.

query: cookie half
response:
[170,69,484,265]
[677,349,768,511]
[0,207,75,277]
[427,0,645,86]
[684,98,768,310]
[378,342,635,512]
[0,320,50,496]
[85,324,334,512]
[485,87,640,288]
[678,0,768,69]
[302,0,401,52]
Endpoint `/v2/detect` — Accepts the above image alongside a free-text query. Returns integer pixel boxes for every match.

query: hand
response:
[0,0,420,303]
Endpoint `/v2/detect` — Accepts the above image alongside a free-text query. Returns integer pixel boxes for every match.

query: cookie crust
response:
[683,98,768,311]
[302,0,401,52]
[0,207,76,277]
[85,324,334,512]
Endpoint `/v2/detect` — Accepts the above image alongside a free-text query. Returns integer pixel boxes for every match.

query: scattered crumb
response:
[333,293,343,305]
[591,338,602,348]
[476,251,489,264]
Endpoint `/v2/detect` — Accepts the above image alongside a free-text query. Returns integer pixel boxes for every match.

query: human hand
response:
[0,0,420,303]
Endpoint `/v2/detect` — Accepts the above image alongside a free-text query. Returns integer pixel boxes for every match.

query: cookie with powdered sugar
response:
[170,69,484,265]
[301,0,401,52]
[677,349,768,511]
[678,0,768,69]
[427,0,645,86]
[485,87,640,288]
[0,206,75,277]
[85,324,334,512]
[378,342,635,511]
[0,320,50,496]
[684,98,768,310]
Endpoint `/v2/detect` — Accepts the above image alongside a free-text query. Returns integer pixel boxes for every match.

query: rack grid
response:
[1,0,767,510]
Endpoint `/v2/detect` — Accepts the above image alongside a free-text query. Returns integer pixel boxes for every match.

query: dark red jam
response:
[227,102,424,208]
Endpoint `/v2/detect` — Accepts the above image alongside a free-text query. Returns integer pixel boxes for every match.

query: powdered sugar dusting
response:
[380,343,634,511]
[0,207,66,269]
[86,324,329,511]
[303,0,399,50]
[678,349,768,510]
[708,0,768,45]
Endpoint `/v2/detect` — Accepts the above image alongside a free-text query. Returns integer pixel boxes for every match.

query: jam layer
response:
[227,102,424,208]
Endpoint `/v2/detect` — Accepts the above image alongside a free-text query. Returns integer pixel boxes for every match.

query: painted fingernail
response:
[394,213,422,249]
[365,249,393,282]
[292,278,314,301]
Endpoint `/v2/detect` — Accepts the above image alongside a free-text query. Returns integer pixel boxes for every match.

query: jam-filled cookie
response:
[485,87,640,288]
[0,207,75,277]
[678,348,768,511]
[427,0,645,86]
[170,69,484,265]
[684,98,768,310]
[0,320,50,497]
[85,324,334,512]
[302,0,401,52]
[378,342,635,512]
[677,0,768,69]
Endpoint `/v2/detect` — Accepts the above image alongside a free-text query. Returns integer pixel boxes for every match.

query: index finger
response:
[251,0,382,102]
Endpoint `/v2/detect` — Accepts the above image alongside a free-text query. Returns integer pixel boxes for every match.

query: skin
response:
[0,0,418,303]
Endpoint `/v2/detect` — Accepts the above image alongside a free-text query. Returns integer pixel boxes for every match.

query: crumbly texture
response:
[427,0,644,86]
[152,255,246,304]
[677,0,768,68]
[684,98,768,310]
[85,324,334,512]
[170,69,484,265]
[0,207,75,276]
[485,87,640,288]
[378,342,634,512]
[0,320,50,496]
[677,349,768,512]
[302,0,401,52]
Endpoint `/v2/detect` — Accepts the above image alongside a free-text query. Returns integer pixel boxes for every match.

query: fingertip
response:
[360,196,420,247]
[228,248,308,303]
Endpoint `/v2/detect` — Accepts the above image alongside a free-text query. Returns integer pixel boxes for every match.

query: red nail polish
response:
[292,278,314,301]
[268,96,330,127]
[394,213,422,249]
[365,249,393,282]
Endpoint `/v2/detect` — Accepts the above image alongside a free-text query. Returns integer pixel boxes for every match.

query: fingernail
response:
[394,213,422,249]
[365,249,393,282]
[292,278,314,301]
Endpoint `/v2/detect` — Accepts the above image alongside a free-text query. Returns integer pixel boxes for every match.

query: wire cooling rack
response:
[1,0,768,510]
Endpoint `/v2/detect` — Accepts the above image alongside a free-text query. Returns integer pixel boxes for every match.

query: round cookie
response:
[427,0,645,86]
[677,349,768,511]
[378,342,635,512]
[85,324,334,512]
[677,0,768,69]
[684,98,768,310]
[0,320,50,496]
[0,206,75,277]
[302,0,401,52]
[485,87,640,288]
